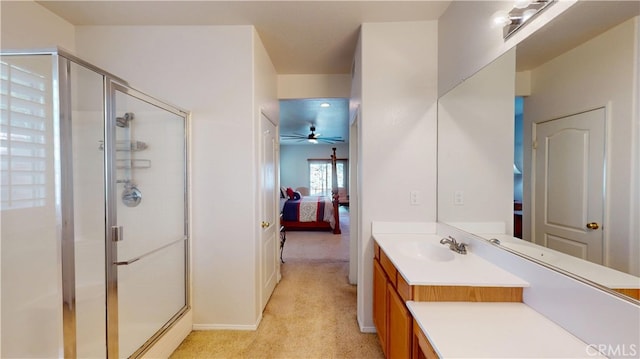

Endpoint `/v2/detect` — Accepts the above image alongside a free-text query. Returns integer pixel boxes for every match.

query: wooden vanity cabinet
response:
[373,259,388,356]
[373,240,524,358]
[374,243,413,358]
[412,319,439,359]
[388,281,413,358]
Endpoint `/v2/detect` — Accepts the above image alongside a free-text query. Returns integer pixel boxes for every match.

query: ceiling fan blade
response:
[317,138,345,144]
[281,134,306,138]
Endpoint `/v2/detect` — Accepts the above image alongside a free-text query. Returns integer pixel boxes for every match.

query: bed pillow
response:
[286,187,294,199]
[293,191,301,200]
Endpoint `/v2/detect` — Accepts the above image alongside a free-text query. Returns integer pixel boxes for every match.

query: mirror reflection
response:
[438,1,640,301]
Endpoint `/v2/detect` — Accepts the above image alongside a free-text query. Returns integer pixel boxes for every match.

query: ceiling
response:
[36,1,638,145]
[516,1,640,71]
[279,98,349,145]
[36,1,451,145]
[37,1,451,75]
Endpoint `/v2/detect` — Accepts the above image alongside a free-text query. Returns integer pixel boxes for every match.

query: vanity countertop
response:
[407,301,606,358]
[483,234,640,289]
[373,233,529,287]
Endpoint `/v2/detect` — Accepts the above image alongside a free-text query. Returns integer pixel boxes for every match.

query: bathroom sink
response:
[398,241,456,262]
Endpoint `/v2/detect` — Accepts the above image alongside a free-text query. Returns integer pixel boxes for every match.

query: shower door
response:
[106,82,188,358]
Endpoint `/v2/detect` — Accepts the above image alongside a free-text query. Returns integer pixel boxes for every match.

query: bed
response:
[280,148,342,234]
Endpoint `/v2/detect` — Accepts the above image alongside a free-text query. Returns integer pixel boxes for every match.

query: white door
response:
[533,108,605,264]
[260,112,278,310]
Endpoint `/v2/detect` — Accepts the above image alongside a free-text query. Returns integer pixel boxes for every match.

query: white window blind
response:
[0,60,48,210]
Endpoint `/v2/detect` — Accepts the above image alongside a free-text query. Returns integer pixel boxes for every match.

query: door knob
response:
[261,221,270,228]
[586,222,599,230]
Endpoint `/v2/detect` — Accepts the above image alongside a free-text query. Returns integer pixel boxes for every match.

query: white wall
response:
[522,17,639,275]
[280,143,348,190]
[354,21,438,331]
[437,0,576,97]
[278,74,351,99]
[0,0,76,51]
[251,28,279,321]
[437,49,516,231]
[633,17,640,277]
[74,25,274,328]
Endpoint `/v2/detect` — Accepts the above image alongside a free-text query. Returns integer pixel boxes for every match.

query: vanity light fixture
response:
[320,102,331,108]
[493,0,555,39]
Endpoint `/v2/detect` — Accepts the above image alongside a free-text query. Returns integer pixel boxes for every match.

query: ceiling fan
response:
[281,125,344,144]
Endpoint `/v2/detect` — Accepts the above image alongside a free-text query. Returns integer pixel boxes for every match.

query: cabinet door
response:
[373,260,388,355]
[388,282,412,359]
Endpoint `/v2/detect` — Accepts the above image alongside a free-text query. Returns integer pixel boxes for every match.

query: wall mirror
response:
[437,1,640,302]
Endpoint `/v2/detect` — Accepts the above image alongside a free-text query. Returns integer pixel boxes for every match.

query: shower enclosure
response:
[1,49,189,358]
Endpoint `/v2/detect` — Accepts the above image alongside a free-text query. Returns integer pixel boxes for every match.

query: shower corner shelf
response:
[116,159,152,169]
[98,140,148,152]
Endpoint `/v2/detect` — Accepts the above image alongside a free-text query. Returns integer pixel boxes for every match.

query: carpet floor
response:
[170,208,383,358]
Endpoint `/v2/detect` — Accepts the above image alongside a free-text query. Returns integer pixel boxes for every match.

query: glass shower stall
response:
[1,49,189,358]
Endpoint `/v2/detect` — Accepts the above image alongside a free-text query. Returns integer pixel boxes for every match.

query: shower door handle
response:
[114,238,186,266]
[112,226,123,242]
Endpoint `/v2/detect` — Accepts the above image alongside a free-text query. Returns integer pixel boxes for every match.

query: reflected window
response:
[0,61,48,210]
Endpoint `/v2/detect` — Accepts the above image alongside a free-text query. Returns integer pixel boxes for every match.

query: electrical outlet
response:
[410,190,421,205]
[454,190,464,205]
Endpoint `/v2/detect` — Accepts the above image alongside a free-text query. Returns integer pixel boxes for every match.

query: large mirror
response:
[438,1,640,301]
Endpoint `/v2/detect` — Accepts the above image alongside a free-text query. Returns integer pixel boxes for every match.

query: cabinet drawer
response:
[412,285,523,302]
[397,273,413,301]
[379,250,397,287]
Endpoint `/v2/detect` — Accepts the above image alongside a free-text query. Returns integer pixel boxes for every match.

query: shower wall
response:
[71,60,106,357]
[1,54,62,358]
[1,51,189,358]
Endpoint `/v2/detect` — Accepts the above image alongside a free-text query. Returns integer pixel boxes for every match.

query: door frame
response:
[105,80,190,359]
[348,108,360,284]
[258,109,280,312]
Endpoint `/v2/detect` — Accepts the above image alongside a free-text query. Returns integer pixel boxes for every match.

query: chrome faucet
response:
[439,236,467,254]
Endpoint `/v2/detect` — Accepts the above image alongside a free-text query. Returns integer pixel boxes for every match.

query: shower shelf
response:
[98,140,148,152]
[116,159,152,169]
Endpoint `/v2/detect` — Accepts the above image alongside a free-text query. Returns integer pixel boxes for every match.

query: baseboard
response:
[357,316,377,333]
[142,310,192,358]
[193,314,262,331]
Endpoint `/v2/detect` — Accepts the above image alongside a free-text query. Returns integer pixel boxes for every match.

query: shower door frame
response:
[104,78,191,359]
[2,48,191,358]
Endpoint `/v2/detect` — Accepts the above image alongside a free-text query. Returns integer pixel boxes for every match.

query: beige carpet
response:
[170,208,384,358]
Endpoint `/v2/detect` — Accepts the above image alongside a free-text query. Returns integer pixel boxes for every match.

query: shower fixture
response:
[121,181,142,207]
[116,112,135,128]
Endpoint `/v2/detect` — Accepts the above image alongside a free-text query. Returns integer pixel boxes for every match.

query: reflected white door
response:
[260,112,278,310]
[533,108,605,263]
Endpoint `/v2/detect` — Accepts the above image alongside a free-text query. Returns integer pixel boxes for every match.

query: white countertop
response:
[407,301,607,358]
[374,233,529,287]
[483,234,640,289]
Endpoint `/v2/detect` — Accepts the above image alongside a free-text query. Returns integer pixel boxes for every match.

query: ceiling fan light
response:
[308,138,318,144]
